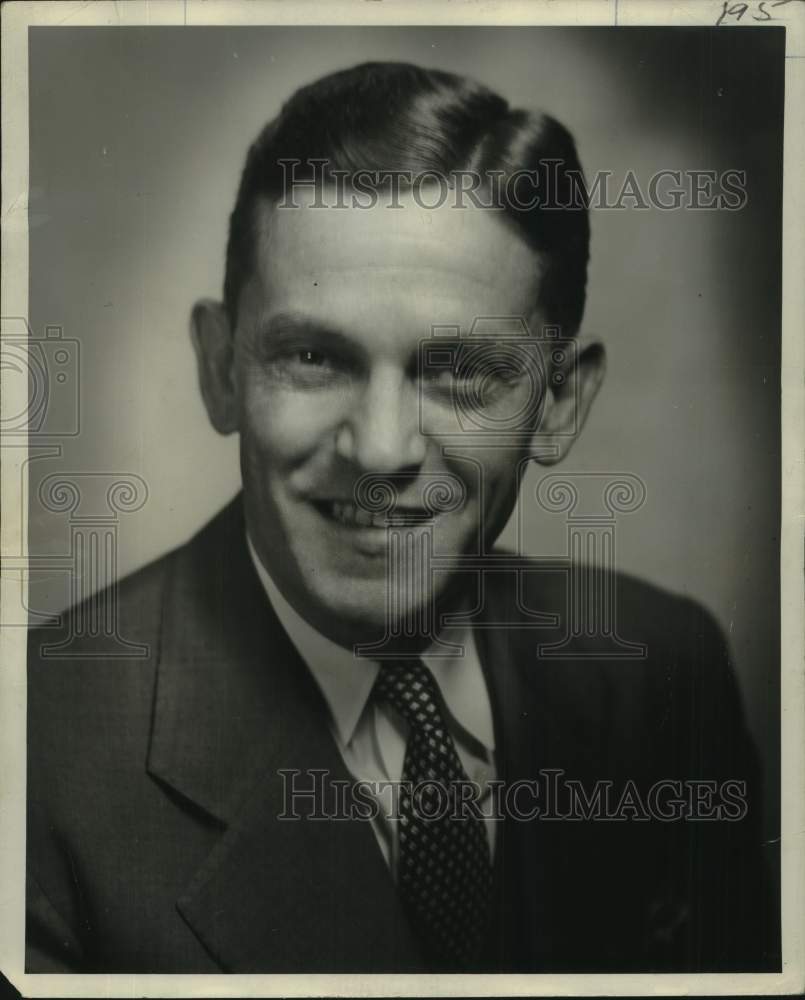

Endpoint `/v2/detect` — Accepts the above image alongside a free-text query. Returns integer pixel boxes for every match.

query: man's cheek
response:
[245,394,330,456]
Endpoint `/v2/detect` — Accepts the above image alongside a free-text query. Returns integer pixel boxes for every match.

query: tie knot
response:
[374,659,445,733]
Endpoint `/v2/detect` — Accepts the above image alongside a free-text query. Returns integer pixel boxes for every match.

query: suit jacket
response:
[26,495,779,973]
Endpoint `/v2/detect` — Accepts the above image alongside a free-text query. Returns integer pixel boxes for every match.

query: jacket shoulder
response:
[490,557,744,756]
[493,551,728,651]
[26,548,173,788]
[28,544,171,673]
[27,498,243,766]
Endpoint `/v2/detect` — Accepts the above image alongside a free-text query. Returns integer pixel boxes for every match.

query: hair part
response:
[224,62,590,336]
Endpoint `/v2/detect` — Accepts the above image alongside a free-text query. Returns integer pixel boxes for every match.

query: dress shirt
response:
[246,534,498,874]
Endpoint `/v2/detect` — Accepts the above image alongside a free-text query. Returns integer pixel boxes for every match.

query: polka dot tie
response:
[374,659,493,970]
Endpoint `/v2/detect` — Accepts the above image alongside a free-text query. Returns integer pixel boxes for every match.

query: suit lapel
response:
[147,497,425,972]
[474,578,541,969]
[475,564,611,970]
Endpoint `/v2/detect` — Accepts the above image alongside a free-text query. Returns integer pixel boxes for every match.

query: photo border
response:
[1,1,802,996]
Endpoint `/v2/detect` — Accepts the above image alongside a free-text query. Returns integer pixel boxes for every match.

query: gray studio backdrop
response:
[27,27,781,825]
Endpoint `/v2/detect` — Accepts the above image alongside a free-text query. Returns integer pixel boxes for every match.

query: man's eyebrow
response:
[258,311,354,349]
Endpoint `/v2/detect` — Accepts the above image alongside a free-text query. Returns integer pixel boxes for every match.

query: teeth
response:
[323,500,440,528]
[329,501,385,528]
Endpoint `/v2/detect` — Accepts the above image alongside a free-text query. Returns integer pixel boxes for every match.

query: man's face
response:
[223,191,551,644]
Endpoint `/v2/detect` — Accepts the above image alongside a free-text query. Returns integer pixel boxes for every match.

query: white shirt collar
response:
[246,534,495,753]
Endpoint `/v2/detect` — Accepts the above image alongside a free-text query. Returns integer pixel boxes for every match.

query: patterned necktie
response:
[374,659,493,970]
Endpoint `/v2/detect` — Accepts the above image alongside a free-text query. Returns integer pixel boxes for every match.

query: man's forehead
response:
[253,188,541,293]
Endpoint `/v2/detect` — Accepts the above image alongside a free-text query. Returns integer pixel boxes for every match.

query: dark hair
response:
[224,62,590,336]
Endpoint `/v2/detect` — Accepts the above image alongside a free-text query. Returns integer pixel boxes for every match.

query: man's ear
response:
[190,299,239,435]
[534,337,606,465]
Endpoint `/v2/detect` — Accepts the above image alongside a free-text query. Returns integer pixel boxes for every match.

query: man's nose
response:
[335,365,427,472]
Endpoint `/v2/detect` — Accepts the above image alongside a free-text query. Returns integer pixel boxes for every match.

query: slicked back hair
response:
[224,62,590,337]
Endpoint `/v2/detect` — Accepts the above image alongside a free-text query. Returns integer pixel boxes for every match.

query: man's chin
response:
[302,574,446,647]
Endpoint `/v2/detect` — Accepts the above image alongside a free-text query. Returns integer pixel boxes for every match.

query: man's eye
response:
[422,367,464,385]
[421,361,512,387]
[420,360,476,386]
[263,344,353,389]
[420,352,527,411]
[296,349,327,367]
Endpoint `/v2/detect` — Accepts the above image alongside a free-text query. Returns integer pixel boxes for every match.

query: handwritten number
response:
[717,2,746,24]
[717,0,802,23]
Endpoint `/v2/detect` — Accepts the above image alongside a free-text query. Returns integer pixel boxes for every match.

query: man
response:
[26,62,778,974]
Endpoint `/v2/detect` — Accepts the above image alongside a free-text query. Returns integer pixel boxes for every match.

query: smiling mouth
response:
[312,500,436,528]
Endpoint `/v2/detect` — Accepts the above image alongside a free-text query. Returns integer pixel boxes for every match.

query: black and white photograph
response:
[1,1,803,996]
